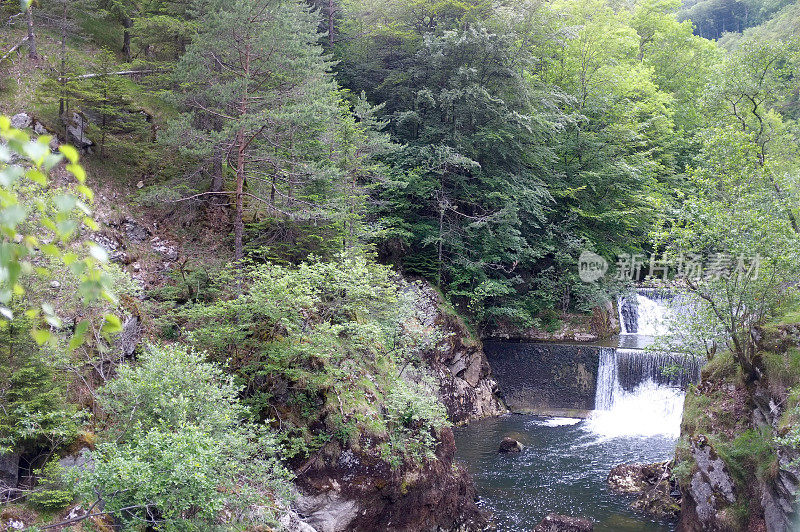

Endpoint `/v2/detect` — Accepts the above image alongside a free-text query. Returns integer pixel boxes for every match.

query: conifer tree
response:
[168,0,344,260]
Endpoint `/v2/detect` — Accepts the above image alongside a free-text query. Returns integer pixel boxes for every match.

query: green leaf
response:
[76,185,94,201]
[101,314,123,335]
[89,244,108,262]
[59,145,79,164]
[54,194,78,213]
[23,141,49,165]
[66,163,86,183]
[43,153,64,172]
[0,205,27,228]
[25,168,47,186]
[0,165,24,187]
[68,333,85,351]
[31,328,52,345]
[75,319,90,336]
[41,244,60,257]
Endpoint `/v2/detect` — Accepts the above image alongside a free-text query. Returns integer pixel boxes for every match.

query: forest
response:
[0,0,800,529]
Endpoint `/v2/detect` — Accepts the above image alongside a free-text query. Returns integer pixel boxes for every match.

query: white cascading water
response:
[618,292,674,336]
[589,290,697,438]
[587,348,687,438]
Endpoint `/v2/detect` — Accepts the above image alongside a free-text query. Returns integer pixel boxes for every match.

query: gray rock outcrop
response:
[406,282,506,424]
[533,513,593,531]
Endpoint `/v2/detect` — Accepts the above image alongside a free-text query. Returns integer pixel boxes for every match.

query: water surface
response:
[454,415,678,532]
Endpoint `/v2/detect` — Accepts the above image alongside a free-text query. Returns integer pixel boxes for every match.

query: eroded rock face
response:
[294,491,359,532]
[0,453,19,496]
[752,388,800,532]
[406,282,506,424]
[294,428,487,532]
[679,436,737,531]
[279,508,318,532]
[532,513,593,532]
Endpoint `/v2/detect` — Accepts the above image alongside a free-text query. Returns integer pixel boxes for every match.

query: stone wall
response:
[484,341,600,416]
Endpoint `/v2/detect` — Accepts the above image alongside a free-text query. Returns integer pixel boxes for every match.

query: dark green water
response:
[453,415,678,532]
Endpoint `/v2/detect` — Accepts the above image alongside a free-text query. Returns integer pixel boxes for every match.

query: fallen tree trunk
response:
[0,36,29,64]
[58,68,167,81]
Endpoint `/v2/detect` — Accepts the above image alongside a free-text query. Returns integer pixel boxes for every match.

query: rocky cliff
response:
[407,283,507,424]
[283,283,504,532]
[676,325,800,532]
[290,428,486,532]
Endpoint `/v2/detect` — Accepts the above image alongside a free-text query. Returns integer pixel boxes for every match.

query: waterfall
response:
[588,348,698,438]
[616,349,701,391]
[594,347,617,411]
[591,289,701,437]
[617,288,690,336]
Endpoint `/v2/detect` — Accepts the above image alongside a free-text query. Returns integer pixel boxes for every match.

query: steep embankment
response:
[286,284,505,531]
[0,110,504,531]
[675,325,800,531]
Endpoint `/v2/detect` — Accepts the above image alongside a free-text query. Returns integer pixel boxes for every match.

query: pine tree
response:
[168,0,353,261]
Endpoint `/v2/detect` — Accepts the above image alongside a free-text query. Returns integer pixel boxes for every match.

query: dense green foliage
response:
[77,344,291,530]
[679,0,795,39]
[179,256,449,465]
[3,0,800,527]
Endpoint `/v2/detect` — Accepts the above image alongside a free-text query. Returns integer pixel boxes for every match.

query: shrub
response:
[182,254,450,466]
[716,428,776,485]
[26,461,75,511]
[74,345,291,531]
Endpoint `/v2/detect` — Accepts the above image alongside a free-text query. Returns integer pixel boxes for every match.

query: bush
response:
[182,254,450,466]
[74,345,291,531]
[27,461,75,511]
[716,428,776,485]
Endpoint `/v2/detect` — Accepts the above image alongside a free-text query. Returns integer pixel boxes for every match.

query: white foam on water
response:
[587,346,688,439]
[618,291,677,336]
[530,417,582,427]
[634,294,670,336]
[586,380,685,439]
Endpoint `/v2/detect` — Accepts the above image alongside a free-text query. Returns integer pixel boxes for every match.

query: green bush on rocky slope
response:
[175,255,450,468]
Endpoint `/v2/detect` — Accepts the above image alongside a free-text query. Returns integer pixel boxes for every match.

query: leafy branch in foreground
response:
[64,344,292,531]
[0,115,120,345]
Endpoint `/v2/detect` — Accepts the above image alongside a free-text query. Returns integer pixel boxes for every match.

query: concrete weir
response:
[484,341,601,417]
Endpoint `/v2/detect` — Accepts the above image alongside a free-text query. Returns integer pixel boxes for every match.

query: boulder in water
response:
[607,462,665,493]
[498,437,524,453]
[608,462,681,519]
[532,513,593,531]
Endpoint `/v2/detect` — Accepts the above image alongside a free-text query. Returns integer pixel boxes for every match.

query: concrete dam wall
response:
[484,341,602,417]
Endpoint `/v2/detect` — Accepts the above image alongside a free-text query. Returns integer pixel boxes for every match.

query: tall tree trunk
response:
[234,43,251,262]
[235,129,245,261]
[328,0,335,47]
[26,6,36,59]
[437,190,444,286]
[59,0,67,129]
[122,15,132,61]
[270,173,276,212]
